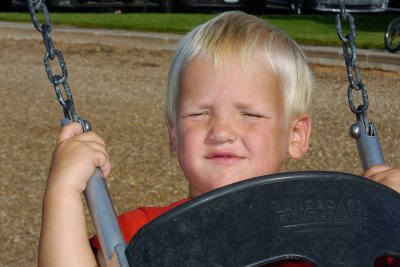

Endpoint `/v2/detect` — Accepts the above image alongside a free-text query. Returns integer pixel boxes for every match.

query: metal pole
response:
[84,168,129,266]
[350,121,385,170]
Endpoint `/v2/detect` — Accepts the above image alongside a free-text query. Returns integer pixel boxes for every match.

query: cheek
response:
[176,123,204,154]
[175,125,207,180]
[244,125,289,158]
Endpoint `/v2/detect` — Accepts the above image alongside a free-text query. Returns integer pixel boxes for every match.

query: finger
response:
[57,137,109,163]
[362,165,400,193]
[57,122,84,144]
[57,131,107,154]
[378,177,400,193]
[65,132,106,150]
[81,140,111,176]
[362,164,393,181]
[89,147,112,179]
[73,132,107,147]
[96,152,112,179]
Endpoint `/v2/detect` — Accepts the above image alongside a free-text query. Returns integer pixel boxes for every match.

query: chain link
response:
[336,0,371,134]
[28,0,90,131]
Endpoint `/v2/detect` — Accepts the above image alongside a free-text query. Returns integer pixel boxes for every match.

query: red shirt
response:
[91,199,399,266]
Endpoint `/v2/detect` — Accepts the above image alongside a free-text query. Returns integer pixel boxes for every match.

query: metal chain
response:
[28,0,90,131]
[27,2,129,264]
[336,0,371,134]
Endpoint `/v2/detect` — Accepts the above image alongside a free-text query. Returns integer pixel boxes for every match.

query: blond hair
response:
[166,11,314,125]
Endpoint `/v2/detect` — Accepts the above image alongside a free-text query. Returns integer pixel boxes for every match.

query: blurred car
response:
[34,0,175,12]
[264,0,303,14]
[304,0,389,13]
[170,0,388,14]
[172,0,304,14]
[388,0,400,8]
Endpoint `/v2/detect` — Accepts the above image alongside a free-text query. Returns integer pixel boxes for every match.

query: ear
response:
[287,113,312,160]
[167,122,177,156]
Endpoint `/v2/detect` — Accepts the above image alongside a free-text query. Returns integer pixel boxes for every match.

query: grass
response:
[0,12,395,49]
[264,14,394,49]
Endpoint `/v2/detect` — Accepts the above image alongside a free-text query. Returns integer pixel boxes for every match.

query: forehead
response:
[178,57,283,106]
[181,55,279,84]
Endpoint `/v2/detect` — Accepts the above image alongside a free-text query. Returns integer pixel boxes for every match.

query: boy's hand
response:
[39,122,109,266]
[363,164,400,193]
[47,122,111,194]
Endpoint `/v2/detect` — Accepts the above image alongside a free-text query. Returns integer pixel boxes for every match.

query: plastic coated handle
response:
[84,169,128,266]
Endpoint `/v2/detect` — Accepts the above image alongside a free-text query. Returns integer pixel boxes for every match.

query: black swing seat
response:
[125,171,400,267]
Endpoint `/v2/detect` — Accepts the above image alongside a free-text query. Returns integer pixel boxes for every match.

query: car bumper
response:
[306,1,389,13]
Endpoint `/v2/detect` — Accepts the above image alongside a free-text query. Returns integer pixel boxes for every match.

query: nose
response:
[206,117,237,145]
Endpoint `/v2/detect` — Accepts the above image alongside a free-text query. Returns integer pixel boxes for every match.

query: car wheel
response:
[159,0,173,13]
[0,0,12,11]
[385,17,400,53]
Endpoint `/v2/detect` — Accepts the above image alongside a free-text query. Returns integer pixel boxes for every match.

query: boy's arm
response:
[39,122,111,267]
[363,164,400,193]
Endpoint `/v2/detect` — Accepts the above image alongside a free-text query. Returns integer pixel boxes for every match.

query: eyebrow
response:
[179,101,211,109]
[235,102,253,110]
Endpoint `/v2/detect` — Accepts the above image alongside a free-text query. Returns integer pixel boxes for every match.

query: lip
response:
[205,152,244,165]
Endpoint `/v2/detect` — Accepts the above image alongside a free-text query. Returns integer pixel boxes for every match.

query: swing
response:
[126,172,400,266]
[27,1,400,266]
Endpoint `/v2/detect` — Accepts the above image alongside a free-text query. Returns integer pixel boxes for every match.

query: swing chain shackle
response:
[28,0,89,130]
[336,0,385,170]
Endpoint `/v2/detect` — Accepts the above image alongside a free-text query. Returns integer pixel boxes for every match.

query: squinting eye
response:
[186,111,209,118]
[242,113,262,118]
[191,113,202,116]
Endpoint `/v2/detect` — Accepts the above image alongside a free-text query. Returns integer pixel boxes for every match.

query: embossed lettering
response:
[272,196,368,228]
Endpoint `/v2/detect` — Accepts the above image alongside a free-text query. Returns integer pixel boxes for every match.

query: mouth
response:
[205,152,244,165]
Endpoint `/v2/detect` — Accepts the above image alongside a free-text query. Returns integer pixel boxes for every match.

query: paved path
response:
[1,21,400,71]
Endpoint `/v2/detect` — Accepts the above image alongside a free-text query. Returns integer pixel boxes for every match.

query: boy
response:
[38,11,400,266]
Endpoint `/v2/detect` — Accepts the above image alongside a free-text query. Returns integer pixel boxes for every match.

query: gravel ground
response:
[1,32,400,266]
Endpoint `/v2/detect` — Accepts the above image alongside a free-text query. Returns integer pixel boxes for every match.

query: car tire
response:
[385,17,400,53]
[0,0,12,11]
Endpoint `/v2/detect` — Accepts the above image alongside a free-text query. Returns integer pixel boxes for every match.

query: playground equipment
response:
[27,1,128,265]
[28,0,398,265]
[385,16,400,53]
[127,172,400,266]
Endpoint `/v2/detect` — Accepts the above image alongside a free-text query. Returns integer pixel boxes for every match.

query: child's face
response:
[169,57,294,197]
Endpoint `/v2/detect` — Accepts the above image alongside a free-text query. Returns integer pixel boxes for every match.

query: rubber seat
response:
[126,171,400,267]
